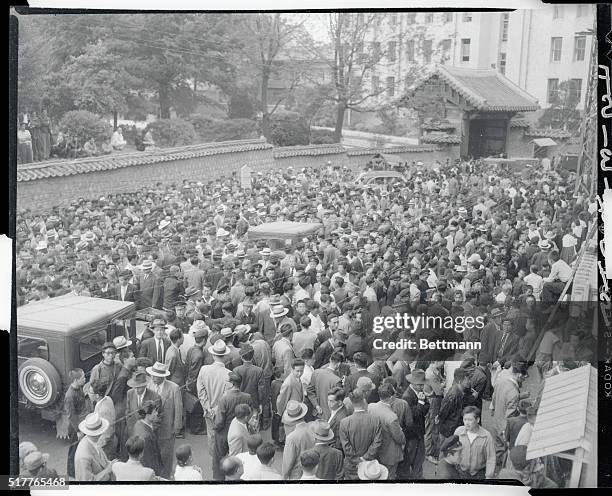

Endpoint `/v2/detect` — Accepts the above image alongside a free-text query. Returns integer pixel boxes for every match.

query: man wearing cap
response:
[281,400,315,480]
[74,413,116,481]
[22,450,59,480]
[197,340,232,460]
[213,372,251,480]
[135,259,162,310]
[90,341,121,398]
[146,361,183,479]
[139,318,172,364]
[125,372,161,437]
[398,369,429,479]
[233,343,266,417]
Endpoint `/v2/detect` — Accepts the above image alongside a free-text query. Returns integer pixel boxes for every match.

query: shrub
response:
[145,118,197,147]
[310,128,338,145]
[188,115,259,142]
[228,92,256,119]
[269,112,309,147]
[60,110,112,145]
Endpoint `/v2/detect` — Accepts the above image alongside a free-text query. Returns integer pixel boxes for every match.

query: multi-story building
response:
[363,5,594,114]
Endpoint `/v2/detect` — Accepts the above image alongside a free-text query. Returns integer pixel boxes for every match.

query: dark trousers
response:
[437,460,485,480]
[213,427,229,480]
[188,401,204,433]
[67,426,79,478]
[271,413,285,444]
[397,436,425,479]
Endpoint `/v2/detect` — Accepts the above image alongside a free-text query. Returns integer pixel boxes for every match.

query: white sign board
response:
[240,164,252,189]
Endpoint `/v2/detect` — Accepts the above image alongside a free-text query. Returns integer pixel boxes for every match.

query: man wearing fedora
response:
[281,400,315,480]
[197,339,232,461]
[398,369,429,479]
[22,451,59,480]
[138,318,172,364]
[125,372,161,437]
[213,372,251,480]
[135,259,162,310]
[272,321,296,379]
[146,361,183,479]
[74,412,117,481]
[311,419,344,480]
[277,359,316,434]
[339,388,383,480]
[233,343,266,417]
[357,459,389,481]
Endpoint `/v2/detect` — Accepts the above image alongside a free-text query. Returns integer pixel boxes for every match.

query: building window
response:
[443,12,453,23]
[461,39,471,62]
[423,40,433,63]
[406,40,415,62]
[463,12,472,22]
[441,39,451,56]
[576,5,589,17]
[371,41,381,60]
[574,36,586,61]
[550,37,563,62]
[570,78,583,102]
[425,13,434,23]
[387,41,396,62]
[501,13,509,42]
[499,52,507,75]
[390,13,397,26]
[372,75,380,93]
[407,13,416,25]
[553,6,563,19]
[386,76,395,96]
[547,78,559,103]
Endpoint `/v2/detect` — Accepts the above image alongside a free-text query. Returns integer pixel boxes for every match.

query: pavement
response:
[19,368,541,480]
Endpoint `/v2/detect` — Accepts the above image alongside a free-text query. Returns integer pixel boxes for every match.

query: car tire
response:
[18,358,62,407]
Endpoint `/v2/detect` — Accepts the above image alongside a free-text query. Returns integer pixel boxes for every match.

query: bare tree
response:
[302,13,390,142]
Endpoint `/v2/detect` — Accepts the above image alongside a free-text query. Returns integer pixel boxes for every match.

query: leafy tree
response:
[303,13,390,142]
[398,71,446,138]
[538,79,581,133]
[268,111,310,146]
[60,110,113,144]
[146,118,197,147]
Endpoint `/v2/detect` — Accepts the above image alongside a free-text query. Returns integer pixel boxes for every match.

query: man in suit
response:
[281,401,315,480]
[311,420,344,480]
[339,388,383,480]
[228,403,252,456]
[92,276,116,300]
[327,386,351,450]
[184,326,210,435]
[344,352,380,404]
[491,318,521,370]
[213,372,251,480]
[276,359,318,434]
[164,328,186,388]
[250,332,273,430]
[74,413,116,481]
[125,373,161,437]
[233,344,266,416]
[112,435,156,481]
[116,270,137,303]
[138,318,171,364]
[135,259,162,310]
[367,383,405,479]
[308,351,343,420]
[398,369,430,479]
[272,323,296,379]
[146,361,183,479]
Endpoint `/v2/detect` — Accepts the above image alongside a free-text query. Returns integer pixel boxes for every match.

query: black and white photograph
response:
[9,2,606,490]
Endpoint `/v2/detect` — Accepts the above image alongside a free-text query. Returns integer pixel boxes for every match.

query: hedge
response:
[145,118,197,147]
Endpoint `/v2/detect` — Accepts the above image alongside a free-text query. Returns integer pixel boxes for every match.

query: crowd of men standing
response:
[17,156,596,485]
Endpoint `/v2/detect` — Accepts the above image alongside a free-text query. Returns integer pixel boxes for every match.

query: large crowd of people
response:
[17,156,597,486]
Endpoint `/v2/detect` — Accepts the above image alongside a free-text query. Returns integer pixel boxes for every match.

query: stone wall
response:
[17,140,459,212]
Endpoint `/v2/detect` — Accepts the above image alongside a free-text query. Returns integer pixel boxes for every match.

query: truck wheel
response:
[18,358,62,407]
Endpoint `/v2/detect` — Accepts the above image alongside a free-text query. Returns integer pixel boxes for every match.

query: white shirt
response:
[120,284,128,301]
[174,465,203,481]
[236,452,260,480]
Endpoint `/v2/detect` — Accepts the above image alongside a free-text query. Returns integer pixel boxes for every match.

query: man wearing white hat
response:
[135,259,162,310]
[74,412,116,481]
[146,361,183,479]
[197,340,232,460]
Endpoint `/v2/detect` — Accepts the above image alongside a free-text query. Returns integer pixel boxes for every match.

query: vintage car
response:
[17,295,136,425]
[354,170,408,190]
[247,221,323,251]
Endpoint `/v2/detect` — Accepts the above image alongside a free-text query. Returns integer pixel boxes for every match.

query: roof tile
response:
[346,145,441,156]
[524,128,573,139]
[421,134,462,145]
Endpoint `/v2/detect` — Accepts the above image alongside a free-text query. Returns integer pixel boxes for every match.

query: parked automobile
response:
[354,170,408,190]
[17,295,136,426]
[247,221,323,251]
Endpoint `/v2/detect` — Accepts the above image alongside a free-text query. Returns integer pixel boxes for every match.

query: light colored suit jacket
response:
[227,418,250,456]
[154,379,183,439]
[112,459,155,481]
[308,367,342,420]
[74,437,111,481]
[125,388,161,436]
[276,374,305,416]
